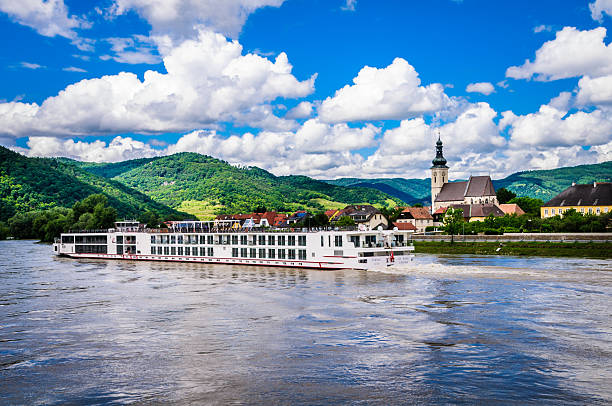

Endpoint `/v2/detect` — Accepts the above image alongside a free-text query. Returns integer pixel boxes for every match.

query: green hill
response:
[0,146,185,221]
[325,161,612,204]
[325,177,431,205]
[69,153,403,218]
[493,161,612,202]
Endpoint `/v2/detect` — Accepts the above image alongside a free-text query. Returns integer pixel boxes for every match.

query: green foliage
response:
[414,241,612,259]
[325,177,430,205]
[0,221,9,239]
[336,215,356,227]
[494,161,612,201]
[74,152,402,215]
[496,187,516,204]
[508,196,543,217]
[4,194,119,242]
[313,213,329,227]
[138,210,161,228]
[327,161,611,204]
[454,210,611,235]
[379,206,404,223]
[0,146,185,222]
[443,207,464,241]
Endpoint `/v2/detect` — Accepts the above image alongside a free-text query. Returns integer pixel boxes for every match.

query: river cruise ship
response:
[54,220,415,270]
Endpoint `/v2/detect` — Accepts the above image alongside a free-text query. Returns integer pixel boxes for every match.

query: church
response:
[430,137,502,219]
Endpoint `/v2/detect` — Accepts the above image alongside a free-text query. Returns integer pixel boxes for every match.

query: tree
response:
[139,210,161,228]
[336,215,356,227]
[92,203,117,229]
[496,187,516,204]
[0,221,9,239]
[412,203,424,208]
[313,213,329,227]
[380,206,404,223]
[509,197,543,217]
[443,207,464,243]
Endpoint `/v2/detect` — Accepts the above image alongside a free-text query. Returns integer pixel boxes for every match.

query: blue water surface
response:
[1,240,611,405]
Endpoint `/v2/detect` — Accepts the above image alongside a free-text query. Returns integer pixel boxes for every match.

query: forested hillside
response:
[69,153,402,217]
[325,177,431,205]
[327,161,612,203]
[493,161,612,201]
[0,146,184,222]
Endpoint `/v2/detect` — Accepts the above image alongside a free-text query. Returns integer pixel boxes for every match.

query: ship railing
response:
[67,228,114,234]
[144,226,360,234]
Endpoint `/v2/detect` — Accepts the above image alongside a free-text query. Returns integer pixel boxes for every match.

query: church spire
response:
[431,132,448,168]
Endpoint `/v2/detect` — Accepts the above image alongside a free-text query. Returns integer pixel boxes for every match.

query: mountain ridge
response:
[325,161,612,204]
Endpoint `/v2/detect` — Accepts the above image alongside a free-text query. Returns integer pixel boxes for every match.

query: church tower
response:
[431,135,449,212]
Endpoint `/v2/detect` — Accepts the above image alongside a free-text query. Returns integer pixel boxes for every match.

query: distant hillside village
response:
[208,137,611,235]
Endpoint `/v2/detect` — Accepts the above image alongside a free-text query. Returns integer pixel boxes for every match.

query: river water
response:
[1,240,611,405]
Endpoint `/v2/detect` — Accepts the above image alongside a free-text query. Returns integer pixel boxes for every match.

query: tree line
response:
[0,194,170,242]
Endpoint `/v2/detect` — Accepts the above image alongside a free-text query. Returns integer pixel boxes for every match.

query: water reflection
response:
[0,241,611,405]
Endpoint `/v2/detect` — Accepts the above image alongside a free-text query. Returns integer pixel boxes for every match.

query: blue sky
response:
[1,0,611,179]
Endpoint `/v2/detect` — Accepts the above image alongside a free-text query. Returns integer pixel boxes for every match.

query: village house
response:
[330,205,388,230]
[396,207,433,233]
[541,182,612,218]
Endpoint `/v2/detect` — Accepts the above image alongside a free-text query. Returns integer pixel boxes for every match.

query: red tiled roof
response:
[499,204,526,216]
[393,222,417,231]
[433,207,447,215]
[401,207,433,220]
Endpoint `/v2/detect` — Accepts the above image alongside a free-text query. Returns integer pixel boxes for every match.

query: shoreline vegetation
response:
[413,241,612,259]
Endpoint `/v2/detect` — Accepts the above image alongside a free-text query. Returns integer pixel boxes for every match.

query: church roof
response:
[435,181,468,202]
[435,176,496,202]
[543,182,612,207]
[431,136,448,168]
[449,204,505,219]
[464,176,496,197]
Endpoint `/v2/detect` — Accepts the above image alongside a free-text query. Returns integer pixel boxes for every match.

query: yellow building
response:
[541,182,612,218]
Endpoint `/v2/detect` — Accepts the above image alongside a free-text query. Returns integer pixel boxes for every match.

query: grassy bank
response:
[413,241,612,259]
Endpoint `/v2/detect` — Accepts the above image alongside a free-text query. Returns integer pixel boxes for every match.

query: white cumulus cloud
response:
[503,104,612,148]
[0,29,315,137]
[576,75,612,106]
[466,82,495,95]
[506,27,612,81]
[285,101,313,119]
[0,0,86,39]
[25,136,161,162]
[590,0,612,21]
[109,0,285,39]
[318,58,450,123]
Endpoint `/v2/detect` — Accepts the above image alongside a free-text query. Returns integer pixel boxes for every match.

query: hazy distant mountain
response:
[325,161,612,204]
[325,178,432,205]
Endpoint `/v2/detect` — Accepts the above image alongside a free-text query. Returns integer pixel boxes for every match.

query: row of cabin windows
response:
[545,207,609,216]
[151,246,306,260]
[150,234,306,246]
[75,245,108,254]
[151,246,214,256]
[63,235,107,244]
[321,235,345,247]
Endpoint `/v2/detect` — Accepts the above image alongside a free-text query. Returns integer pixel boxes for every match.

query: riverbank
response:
[413,241,612,259]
